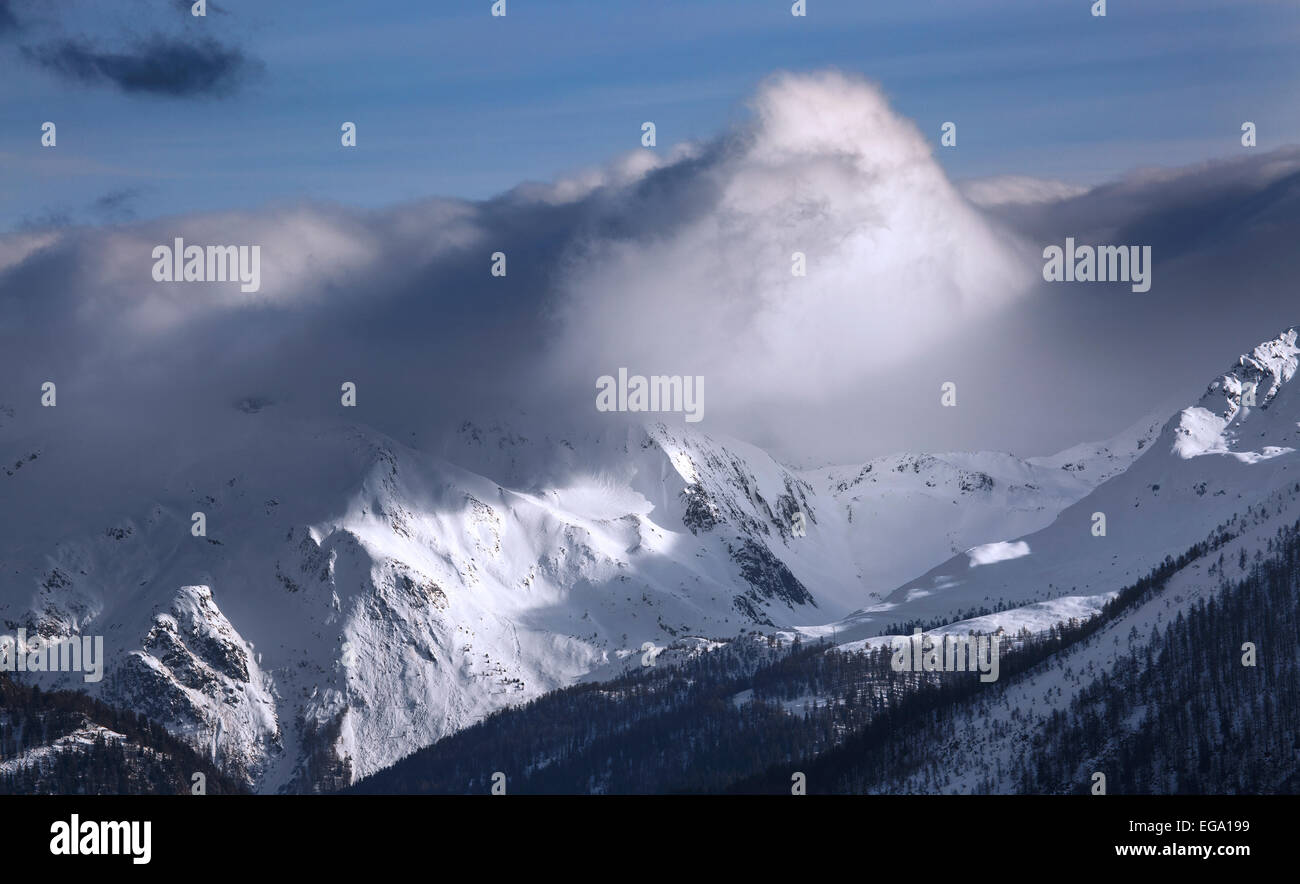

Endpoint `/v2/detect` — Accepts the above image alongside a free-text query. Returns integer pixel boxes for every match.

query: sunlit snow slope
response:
[0,393,1151,790]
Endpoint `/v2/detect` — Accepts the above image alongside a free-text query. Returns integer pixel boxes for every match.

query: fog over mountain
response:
[4,51,1300,804]
[5,71,1299,467]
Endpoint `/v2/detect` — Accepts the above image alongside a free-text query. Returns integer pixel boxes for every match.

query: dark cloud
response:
[22,35,258,97]
[931,147,1300,458]
[90,188,146,222]
[13,210,73,233]
[0,0,21,37]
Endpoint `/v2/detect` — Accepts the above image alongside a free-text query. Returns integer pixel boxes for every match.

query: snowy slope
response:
[800,410,1165,608]
[811,327,1300,645]
[850,471,1300,793]
[0,395,1147,790]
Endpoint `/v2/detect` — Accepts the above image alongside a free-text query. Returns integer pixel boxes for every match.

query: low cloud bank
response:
[3,72,1299,465]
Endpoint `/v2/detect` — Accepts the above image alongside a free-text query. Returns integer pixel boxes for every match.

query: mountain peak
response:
[1204,326,1300,415]
[1172,327,1300,461]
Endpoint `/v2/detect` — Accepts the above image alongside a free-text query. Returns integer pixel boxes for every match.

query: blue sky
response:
[2,0,1298,231]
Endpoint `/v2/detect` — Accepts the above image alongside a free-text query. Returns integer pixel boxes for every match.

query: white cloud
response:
[4,72,1299,465]
[959,175,1089,208]
[546,71,1033,431]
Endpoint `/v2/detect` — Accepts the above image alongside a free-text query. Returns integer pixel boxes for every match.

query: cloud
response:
[979,147,1300,264]
[2,71,1299,467]
[0,231,58,275]
[22,35,258,97]
[543,71,1032,433]
[90,188,147,223]
[0,1,20,37]
[12,211,72,234]
[959,175,1089,208]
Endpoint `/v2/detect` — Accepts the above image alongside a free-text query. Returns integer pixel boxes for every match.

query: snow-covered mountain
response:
[813,326,1300,646]
[0,381,1157,791]
[755,329,1300,794]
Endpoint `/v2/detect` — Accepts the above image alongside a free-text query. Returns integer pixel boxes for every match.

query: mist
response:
[4,71,1300,468]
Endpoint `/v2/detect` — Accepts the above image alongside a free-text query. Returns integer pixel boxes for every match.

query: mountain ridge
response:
[3,331,1277,792]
